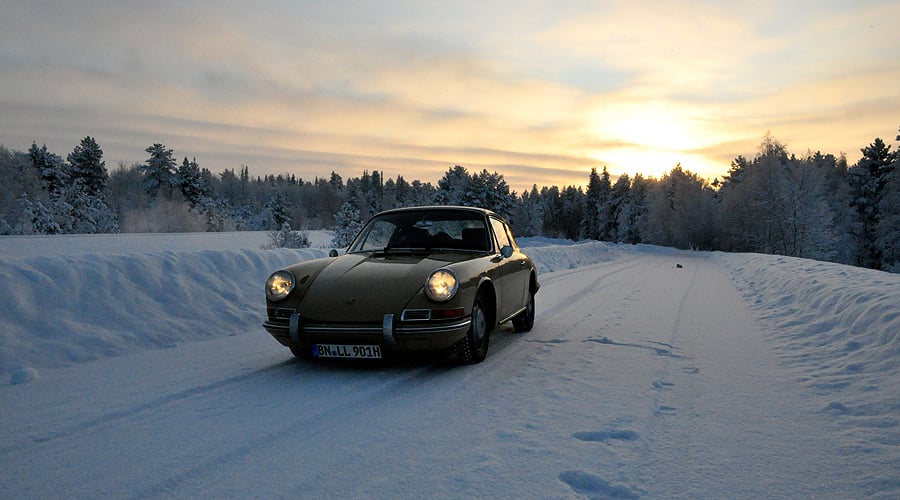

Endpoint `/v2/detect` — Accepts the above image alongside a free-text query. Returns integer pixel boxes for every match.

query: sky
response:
[1,0,898,193]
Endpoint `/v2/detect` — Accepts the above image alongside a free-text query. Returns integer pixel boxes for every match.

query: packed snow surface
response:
[1,232,898,498]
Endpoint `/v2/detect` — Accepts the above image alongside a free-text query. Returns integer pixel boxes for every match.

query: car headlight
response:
[425,269,458,302]
[266,270,295,302]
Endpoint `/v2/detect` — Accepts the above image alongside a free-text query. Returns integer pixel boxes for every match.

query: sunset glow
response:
[1,1,898,192]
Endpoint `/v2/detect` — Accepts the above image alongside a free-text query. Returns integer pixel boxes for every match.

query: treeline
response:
[1,127,898,272]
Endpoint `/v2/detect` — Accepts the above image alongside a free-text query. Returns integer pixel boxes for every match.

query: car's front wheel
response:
[455,294,490,364]
[512,290,535,333]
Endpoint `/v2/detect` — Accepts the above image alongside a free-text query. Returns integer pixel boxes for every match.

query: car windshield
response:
[348,210,491,253]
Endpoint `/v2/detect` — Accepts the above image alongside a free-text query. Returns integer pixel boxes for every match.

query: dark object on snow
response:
[676,264,683,269]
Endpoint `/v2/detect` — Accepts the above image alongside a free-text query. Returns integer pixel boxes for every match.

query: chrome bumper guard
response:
[282,312,471,344]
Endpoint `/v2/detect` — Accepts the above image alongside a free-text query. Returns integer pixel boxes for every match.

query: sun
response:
[615,107,704,152]
[587,101,723,179]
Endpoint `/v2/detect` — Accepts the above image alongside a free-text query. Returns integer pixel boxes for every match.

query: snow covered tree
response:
[195,198,228,232]
[644,166,715,250]
[580,167,615,241]
[876,167,900,271]
[107,162,151,217]
[875,130,900,271]
[175,157,211,206]
[538,186,562,237]
[776,156,836,260]
[140,143,177,200]
[808,152,858,265]
[616,173,649,244]
[264,222,311,249]
[717,135,791,253]
[58,137,119,233]
[383,175,411,209]
[1,146,39,233]
[65,183,119,233]
[28,142,68,198]
[849,137,896,268]
[559,186,585,240]
[13,194,62,235]
[474,169,516,220]
[408,179,436,206]
[332,201,363,248]
[608,173,632,243]
[67,136,108,198]
[433,165,516,219]
[716,135,843,259]
[263,194,291,230]
[513,185,544,237]
[433,165,470,206]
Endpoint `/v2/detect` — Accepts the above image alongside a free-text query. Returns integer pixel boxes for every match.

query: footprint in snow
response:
[651,379,674,391]
[681,366,700,374]
[559,470,640,499]
[656,405,677,416]
[573,429,640,443]
[525,338,567,345]
[583,336,681,358]
[824,401,852,415]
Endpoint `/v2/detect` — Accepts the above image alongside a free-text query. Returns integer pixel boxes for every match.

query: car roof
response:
[374,205,501,219]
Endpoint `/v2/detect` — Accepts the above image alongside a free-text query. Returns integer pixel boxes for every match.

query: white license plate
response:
[313,344,382,359]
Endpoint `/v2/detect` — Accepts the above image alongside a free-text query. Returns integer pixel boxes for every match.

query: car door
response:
[489,217,530,321]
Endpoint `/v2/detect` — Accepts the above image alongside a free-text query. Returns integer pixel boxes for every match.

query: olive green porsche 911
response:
[263,206,539,364]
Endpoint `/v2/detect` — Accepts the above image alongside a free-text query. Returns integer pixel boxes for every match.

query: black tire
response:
[455,294,490,364]
[512,290,535,333]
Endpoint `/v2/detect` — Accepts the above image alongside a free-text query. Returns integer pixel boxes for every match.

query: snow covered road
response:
[1,240,897,498]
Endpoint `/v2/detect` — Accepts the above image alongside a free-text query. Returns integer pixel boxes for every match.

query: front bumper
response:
[263,311,471,353]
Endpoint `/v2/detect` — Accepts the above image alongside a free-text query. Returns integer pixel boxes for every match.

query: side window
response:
[503,222,520,250]
[489,217,511,251]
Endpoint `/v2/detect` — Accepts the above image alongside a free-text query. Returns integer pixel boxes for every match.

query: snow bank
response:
[521,239,618,272]
[722,253,900,377]
[0,231,335,260]
[0,246,329,376]
[720,251,900,489]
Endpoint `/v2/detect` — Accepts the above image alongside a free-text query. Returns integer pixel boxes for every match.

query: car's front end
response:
[263,251,485,359]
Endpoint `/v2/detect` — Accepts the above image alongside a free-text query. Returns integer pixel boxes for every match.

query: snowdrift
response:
[720,251,900,492]
[0,247,329,376]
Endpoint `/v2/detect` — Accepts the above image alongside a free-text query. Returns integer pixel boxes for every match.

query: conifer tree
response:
[28,142,68,198]
[617,173,648,244]
[849,137,895,268]
[67,136,108,198]
[141,143,177,200]
[175,157,210,205]
[264,193,291,230]
[332,201,362,248]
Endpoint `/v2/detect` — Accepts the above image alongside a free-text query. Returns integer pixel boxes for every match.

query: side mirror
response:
[500,245,514,259]
[329,249,339,258]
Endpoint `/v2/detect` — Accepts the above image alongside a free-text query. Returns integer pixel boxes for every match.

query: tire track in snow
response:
[648,256,702,416]
[128,362,453,498]
[0,361,304,458]
[556,253,704,498]
[538,256,644,321]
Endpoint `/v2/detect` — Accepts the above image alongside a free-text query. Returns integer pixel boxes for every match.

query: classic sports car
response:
[263,206,539,364]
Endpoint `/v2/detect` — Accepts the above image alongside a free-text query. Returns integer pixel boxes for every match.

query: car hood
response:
[297,252,470,322]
